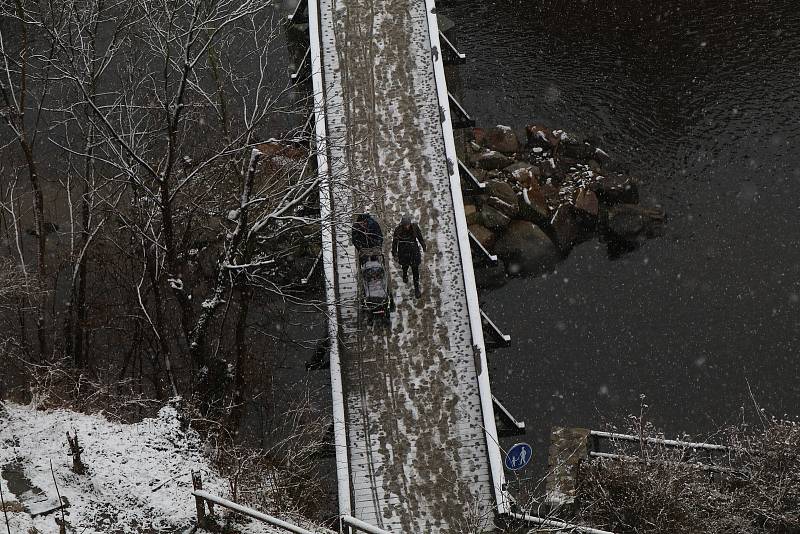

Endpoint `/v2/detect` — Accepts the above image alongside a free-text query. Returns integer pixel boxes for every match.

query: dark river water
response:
[440,0,800,472]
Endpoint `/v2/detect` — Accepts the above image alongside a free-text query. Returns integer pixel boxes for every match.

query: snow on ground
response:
[0,402,323,534]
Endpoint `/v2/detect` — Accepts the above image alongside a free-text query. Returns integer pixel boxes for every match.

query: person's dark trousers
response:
[401,263,420,291]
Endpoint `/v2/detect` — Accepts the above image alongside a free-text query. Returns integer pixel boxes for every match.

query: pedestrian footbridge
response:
[303,0,509,530]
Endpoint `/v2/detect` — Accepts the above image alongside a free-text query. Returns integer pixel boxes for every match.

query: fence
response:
[190,472,392,534]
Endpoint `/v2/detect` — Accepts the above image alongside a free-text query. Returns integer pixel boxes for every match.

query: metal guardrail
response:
[287,0,308,23]
[589,451,740,474]
[448,92,475,128]
[438,31,465,64]
[307,0,353,518]
[291,47,310,83]
[492,395,525,437]
[191,486,389,534]
[301,250,322,285]
[506,512,617,534]
[341,515,392,534]
[458,159,486,192]
[469,231,498,265]
[423,0,509,515]
[192,489,320,534]
[481,309,510,345]
[590,430,728,452]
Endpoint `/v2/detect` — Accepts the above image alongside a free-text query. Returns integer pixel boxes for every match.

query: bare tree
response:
[0,3,53,358]
[1,0,326,417]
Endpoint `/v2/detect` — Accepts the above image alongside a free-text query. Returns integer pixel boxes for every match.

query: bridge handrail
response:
[341,515,392,534]
[422,0,508,514]
[307,0,353,518]
[192,489,325,534]
[506,512,617,534]
[590,430,728,451]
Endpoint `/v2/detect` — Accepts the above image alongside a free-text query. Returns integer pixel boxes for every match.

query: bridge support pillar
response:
[492,395,525,437]
[287,0,308,23]
[448,93,475,128]
[481,309,511,346]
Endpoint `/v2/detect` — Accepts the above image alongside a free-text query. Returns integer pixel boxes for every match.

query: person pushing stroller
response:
[352,213,383,251]
[392,215,426,299]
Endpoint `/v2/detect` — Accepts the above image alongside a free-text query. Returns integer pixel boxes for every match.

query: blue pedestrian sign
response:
[505,442,532,471]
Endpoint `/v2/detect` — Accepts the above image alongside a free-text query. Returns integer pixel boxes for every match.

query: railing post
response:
[192,471,206,524]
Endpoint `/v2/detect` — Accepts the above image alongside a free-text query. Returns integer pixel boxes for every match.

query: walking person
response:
[391,215,426,299]
[351,213,383,251]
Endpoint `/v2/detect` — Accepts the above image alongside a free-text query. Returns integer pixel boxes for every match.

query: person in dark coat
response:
[391,215,426,299]
[351,213,383,250]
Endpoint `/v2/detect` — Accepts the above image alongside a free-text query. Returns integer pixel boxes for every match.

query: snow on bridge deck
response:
[309,0,506,530]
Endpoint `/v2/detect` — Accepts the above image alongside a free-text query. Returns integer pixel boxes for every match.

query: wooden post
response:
[191,471,205,524]
[66,431,85,474]
[0,477,12,534]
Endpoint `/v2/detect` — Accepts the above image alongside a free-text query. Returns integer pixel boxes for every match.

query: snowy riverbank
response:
[0,402,322,533]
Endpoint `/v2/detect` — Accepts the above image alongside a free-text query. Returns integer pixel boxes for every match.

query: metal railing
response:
[589,430,728,452]
[341,515,392,534]
[192,489,320,534]
[506,511,617,534]
[422,0,509,514]
[589,451,740,474]
[306,0,354,519]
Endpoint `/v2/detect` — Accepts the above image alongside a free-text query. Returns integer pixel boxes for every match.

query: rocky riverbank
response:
[462,124,665,288]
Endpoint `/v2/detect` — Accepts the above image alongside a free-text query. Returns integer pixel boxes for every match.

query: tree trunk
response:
[230,284,251,429]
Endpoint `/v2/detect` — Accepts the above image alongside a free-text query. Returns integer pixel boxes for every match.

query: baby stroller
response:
[357,248,394,326]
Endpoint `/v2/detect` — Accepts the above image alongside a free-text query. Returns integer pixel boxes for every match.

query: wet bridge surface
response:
[308,0,505,530]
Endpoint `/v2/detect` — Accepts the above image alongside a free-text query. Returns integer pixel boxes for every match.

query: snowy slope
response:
[0,402,323,534]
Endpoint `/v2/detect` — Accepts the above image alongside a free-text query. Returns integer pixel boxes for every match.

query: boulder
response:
[485,125,520,154]
[540,156,558,177]
[464,203,480,225]
[525,124,556,150]
[503,162,535,183]
[508,168,533,187]
[486,179,516,200]
[494,220,561,276]
[461,166,489,188]
[560,139,594,160]
[605,204,665,239]
[487,196,519,218]
[551,205,580,253]
[472,127,487,146]
[541,182,560,201]
[468,223,496,249]
[575,188,599,217]
[503,161,535,174]
[485,180,519,218]
[574,188,600,232]
[592,147,611,165]
[474,150,515,170]
[607,206,643,237]
[590,175,639,204]
[518,186,550,224]
[478,204,511,231]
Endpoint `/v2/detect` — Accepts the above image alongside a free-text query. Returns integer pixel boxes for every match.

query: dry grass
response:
[575,410,800,534]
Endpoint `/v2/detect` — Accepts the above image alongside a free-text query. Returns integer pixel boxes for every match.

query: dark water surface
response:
[441,0,800,466]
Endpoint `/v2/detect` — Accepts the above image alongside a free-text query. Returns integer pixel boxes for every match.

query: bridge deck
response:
[311,0,502,530]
